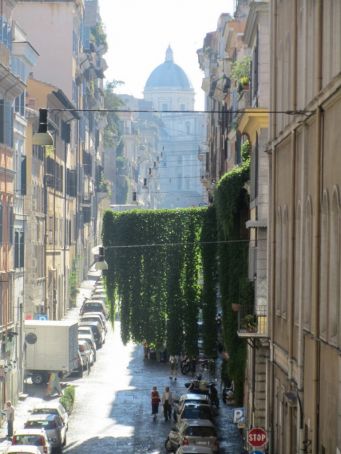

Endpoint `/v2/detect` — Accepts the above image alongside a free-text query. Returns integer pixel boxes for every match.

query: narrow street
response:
[64,321,243,454]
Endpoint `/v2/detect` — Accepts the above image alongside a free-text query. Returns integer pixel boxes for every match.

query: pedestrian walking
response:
[151,386,160,421]
[47,372,62,397]
[2,401,14,439]
[169,354,179,381]
[161,386,173,421]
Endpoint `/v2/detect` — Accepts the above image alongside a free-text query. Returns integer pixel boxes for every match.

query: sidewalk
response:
[0,268,102,452]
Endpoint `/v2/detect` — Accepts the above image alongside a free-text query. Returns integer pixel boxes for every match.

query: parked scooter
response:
[222,384,234,404]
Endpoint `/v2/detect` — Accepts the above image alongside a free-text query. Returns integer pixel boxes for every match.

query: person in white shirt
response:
[3,401,14,438]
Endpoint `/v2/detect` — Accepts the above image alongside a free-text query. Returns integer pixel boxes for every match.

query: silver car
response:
[30,402,69,430]
[175,447,214,454]
[24,414,66,451]
[174,394,213,420]
[165,419,219,453]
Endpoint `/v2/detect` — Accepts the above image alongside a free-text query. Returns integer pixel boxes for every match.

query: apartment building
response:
[198,0,271,434]
[0,0,37,404]
[267,1,341,452]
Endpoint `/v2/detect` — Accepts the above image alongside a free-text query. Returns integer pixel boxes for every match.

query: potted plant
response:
[241,314,257,332]
[230,56,251,90]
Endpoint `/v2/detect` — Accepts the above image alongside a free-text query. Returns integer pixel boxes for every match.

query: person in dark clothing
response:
[161,386,173,421]
[151,386,160,421]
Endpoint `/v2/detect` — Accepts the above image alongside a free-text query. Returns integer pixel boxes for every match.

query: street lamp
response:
[32,109,54,146]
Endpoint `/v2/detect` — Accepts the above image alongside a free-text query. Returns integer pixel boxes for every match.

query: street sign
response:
[248,427,268,448]
[233,407,246,428]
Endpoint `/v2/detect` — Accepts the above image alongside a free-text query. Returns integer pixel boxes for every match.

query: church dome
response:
[144,46,192,91]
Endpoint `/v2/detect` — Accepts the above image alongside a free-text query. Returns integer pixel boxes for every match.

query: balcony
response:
[237,303,268,338]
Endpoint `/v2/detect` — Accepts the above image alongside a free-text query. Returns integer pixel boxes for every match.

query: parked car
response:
[78,339,94,367]
[80,312,107,335]
[79,321,104,348]
[24,414,66,451]
[176,404,214,423]
[175,447,214,454]
[72,351,84,377]
[12,428,51,454]
[5,446,41,454]
[30,402,69,430]
[80,300,109,319]
[78,335,97,361]
[173,394,213,420]
[165,419,218,453]
[78,326,96,344]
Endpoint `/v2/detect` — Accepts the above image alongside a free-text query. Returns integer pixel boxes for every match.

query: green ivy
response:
[200,206,218,358]
[102,208,206,354]
[214,159,253,404]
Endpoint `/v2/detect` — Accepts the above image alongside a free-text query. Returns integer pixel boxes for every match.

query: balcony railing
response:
[237,303,268,338]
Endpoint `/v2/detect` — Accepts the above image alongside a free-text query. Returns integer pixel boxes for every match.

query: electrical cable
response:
[103,238,265,249]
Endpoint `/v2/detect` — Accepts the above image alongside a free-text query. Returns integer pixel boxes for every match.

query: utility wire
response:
[48,107,314,116]
[103,238,255,249]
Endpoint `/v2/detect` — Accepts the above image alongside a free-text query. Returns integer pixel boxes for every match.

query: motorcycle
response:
[222,385,234,404]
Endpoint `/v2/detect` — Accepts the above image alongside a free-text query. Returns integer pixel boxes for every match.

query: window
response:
[0,99,13,147]
[0,17,12,50]
[0,205,2,244]
[14,231,24,268]
[8,206,13,245]
[15,92,25,117]
[21,156,27,195]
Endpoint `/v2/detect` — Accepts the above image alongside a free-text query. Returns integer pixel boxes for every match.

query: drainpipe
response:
[312,1,323,452]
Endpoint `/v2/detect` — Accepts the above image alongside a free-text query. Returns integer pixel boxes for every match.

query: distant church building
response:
[144,46,205,208]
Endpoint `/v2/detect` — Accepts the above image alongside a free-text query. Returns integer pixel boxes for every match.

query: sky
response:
[98,0,235,109]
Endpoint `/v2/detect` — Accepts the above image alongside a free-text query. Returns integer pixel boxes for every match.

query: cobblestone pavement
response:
[0,270,243,453]
[62,321,243,454]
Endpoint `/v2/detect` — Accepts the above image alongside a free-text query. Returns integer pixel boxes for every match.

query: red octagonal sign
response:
[248,427,268,447]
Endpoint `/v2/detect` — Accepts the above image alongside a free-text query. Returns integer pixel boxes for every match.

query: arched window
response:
[320,190,329,340]
[329,186,340,344]
[275,207,282,315]
[303,197,313,329]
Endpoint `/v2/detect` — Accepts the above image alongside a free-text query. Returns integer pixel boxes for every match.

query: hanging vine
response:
[102,208,205,353]
[214,158,253,404]
[200,206,218,358]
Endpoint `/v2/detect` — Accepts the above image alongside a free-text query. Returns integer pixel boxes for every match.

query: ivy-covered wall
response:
[215,157,253,404]
[102,208,206,355]
[102,157,252,405]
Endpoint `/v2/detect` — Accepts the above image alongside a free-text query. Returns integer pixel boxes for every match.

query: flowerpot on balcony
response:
[241,314,257,332]
[232,303,241,312]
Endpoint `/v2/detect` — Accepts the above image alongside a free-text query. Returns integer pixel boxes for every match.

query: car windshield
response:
[84,304,102,311]
[181,407,212,419]
[32,409,57,416]
[25,420,57,430]
[13,435,44,445]
[78,329,91,335]
[82,317,99,322]
[184,426,217,437]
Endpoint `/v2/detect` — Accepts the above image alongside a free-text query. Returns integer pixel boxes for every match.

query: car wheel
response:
[32,373,46,385]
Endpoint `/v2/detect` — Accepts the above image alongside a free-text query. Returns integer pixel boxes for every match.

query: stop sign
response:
[248,427,268,447]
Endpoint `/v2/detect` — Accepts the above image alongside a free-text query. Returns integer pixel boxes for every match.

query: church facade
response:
[144,47,206,208]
